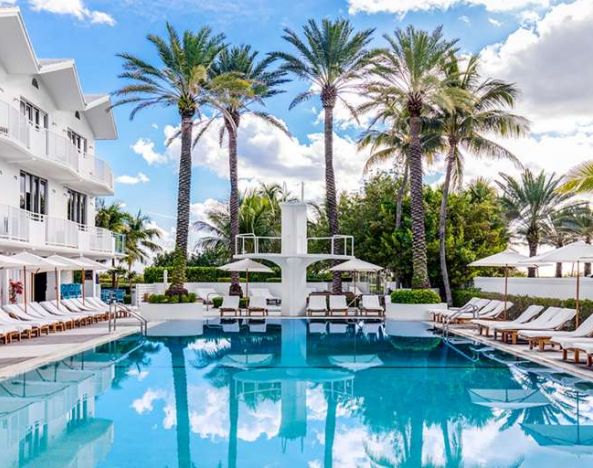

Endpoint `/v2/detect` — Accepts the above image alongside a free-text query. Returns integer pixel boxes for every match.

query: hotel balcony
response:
[0,99,114,195]
[0,203,125,258]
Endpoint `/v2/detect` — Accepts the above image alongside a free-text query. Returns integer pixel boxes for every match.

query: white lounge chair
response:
[307,295,328,317]
[0,325,21,343]
[430,297,487,322]
[472,305,544,336]
[219,296,241,317]
[329,295,349,316]
[361,321,383,337]
[39,301,92,326]
[197,288,221,304]
[443,300,508,324]
[551,339,593,364]
[247,296,268,317]
[0,310,37,337]
[521,310,593,351]
[360,295,384,317]
[3,304,63,332]
[250,288,280,303]
[22,302,75,329]
[494,308,575,345]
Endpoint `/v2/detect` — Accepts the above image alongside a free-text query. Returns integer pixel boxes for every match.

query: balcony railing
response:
[0,99,113,191]
[235,233,354,257]
[0,203,123,255]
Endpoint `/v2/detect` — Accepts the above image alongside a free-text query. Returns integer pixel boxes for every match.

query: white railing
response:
[236,234,281,255]
[90,226,114,253]
[0,204,29,242]
[235,233,355,256]
[307,235,355,257]
[0,99,113,190]
[45,215,78,248]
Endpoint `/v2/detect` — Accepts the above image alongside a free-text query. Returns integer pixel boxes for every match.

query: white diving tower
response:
[235,202,354,316]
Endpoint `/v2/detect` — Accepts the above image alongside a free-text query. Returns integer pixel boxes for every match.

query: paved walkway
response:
[438,322,593,383]
[0,318,147,380]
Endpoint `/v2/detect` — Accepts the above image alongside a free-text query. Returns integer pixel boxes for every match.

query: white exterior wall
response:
[474,276,592,300]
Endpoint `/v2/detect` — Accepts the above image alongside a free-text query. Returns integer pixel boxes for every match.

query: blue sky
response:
[8,0,593,248]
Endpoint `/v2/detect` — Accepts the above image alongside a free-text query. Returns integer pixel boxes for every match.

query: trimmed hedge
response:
[148,293,197,304]
[391,289,441,304]
[452,287,593,322]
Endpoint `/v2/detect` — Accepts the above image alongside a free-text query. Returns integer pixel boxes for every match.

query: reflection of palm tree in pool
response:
[324,392,337,468]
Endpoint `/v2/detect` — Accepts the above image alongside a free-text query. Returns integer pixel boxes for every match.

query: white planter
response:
[386,302,447,321]
[140,302,206,321]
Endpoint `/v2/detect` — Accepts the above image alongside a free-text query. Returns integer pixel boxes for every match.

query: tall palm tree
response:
[112,23,225,290]
[558,205,593,275]
[196,45,287,295]
[272,18,376,292]
[497,170,572,277]
[559,160,593,194]
[95,200,130,287]
[370,26,460,288]
[123,211,162,279]
[436,54,528,304]
[543,208,577,277]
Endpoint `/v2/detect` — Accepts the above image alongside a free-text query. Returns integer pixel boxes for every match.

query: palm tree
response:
[497,170,572,277]
[370,26,460,288]
[558,205,593,275]
[543,208,577,277]
[272,18,376,292]
[196,45,287,295]
[123,211,162,279]
[112,23,225,289]
[436,54,528,304]
[559,160,593,194]
[95,200,130,287]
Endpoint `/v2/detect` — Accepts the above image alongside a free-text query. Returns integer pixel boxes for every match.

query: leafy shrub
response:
[391,289,441,304]
[143,266,279,283]
[147,293,197,304]
[452,288,593,322]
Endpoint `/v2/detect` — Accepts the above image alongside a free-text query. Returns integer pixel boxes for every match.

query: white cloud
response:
[27,0,115,25]
[459,15,471,24]
[488,17,502,26]
[131,138,169,165]
[348,0,550,15]
[163,114,368,201]
[115,172,149,185]
[480,0,593,132]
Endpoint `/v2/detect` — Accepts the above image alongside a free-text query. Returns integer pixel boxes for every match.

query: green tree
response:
[557,205,593,275]
[369,26,460,288]
[436,54,527,304]
[95,200,131,287]
[197,45,286,295]
[272,18,376,292]
[113,23,225,290]
[123,211,162,279]
[497,170,572,277]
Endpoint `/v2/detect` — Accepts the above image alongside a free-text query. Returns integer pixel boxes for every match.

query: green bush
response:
[452,288,593,322]
[147,293,197,304]
[391,289,441,304]
[143,266,279,284]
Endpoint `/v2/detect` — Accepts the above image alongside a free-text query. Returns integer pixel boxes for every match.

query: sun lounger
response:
[197,288,221,304]
[0,325,21,343]
[247,296,268,317]
[0,310,40,337]
[519,310,593,351]
[494,308,575,345]
[219,296,241,317]
[22,302,76,329]
[250,288,281,304]
[307,295,328,317]
[443,300,509,325]
[430,298,488,322]
[39,301,91,326]
[3,304,62,332]
[472,305,544,336]
[360,295,384,317]
[67,299,110,320]
[329,295,349,316]
[551,339,593,364]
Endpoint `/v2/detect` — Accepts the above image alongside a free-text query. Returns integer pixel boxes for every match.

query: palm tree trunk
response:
[226,114,242,296]
[228,374,238,468]
[395,164,408,230]
[324,394,337,468]
[555,262,563,278]
[323,101,341,293]
[174,114,194,268]
[167,340,191,468]
[408,114,430,289]
[527,235,538,278]
[439,146,455,305]
[585,236,591,276]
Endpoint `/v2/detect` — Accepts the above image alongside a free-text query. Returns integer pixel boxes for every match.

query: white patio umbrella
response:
[0,255,33,305]
[219,259,273,296]
[11,252,70,311]
[469,249,535,317]
[522,241,593,326]
[46,255,89,308]
[76,257,108,304]
[329,258,383,294]
[469,388,550,410]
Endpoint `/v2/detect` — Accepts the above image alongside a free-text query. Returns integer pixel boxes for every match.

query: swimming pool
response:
[1,319,592,467]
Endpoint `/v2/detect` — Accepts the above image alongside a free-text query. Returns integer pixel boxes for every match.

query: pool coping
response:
[0,322,160,381]
[438,322,593,383]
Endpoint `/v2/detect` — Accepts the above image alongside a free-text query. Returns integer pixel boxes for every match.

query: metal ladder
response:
[108,301,148,336]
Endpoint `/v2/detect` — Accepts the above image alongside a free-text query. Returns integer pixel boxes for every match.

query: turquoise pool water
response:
[1,319,593,467]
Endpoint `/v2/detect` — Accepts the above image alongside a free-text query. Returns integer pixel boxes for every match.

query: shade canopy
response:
[77,257,109,271]
[46,255,88,271]
[11,252,69,272]
[0,254,32,269]
[522,241,593,264]
[219,259,273,273]
[329,258,384,273]
[469,249,531,267]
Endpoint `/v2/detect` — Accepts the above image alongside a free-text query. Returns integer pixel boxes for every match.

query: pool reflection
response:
[1,319,593,467]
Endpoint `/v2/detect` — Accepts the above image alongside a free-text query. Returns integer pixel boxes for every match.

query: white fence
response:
[474,276,593,300]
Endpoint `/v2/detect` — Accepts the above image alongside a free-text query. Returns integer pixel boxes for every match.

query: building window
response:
[19,99,48,131]
[67,129,87,155]
[66,188,87,224]
[20,171,47,215]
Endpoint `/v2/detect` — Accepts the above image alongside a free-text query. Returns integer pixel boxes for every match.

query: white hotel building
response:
[0,8,123,301]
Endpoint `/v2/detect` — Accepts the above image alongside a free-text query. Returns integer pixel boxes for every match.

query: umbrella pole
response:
[54,267,60,310]
[246,269,249,297]
[22,266,27,312]
[82,268,85,304]
[504,266,508,320]
[576,261,581,328]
